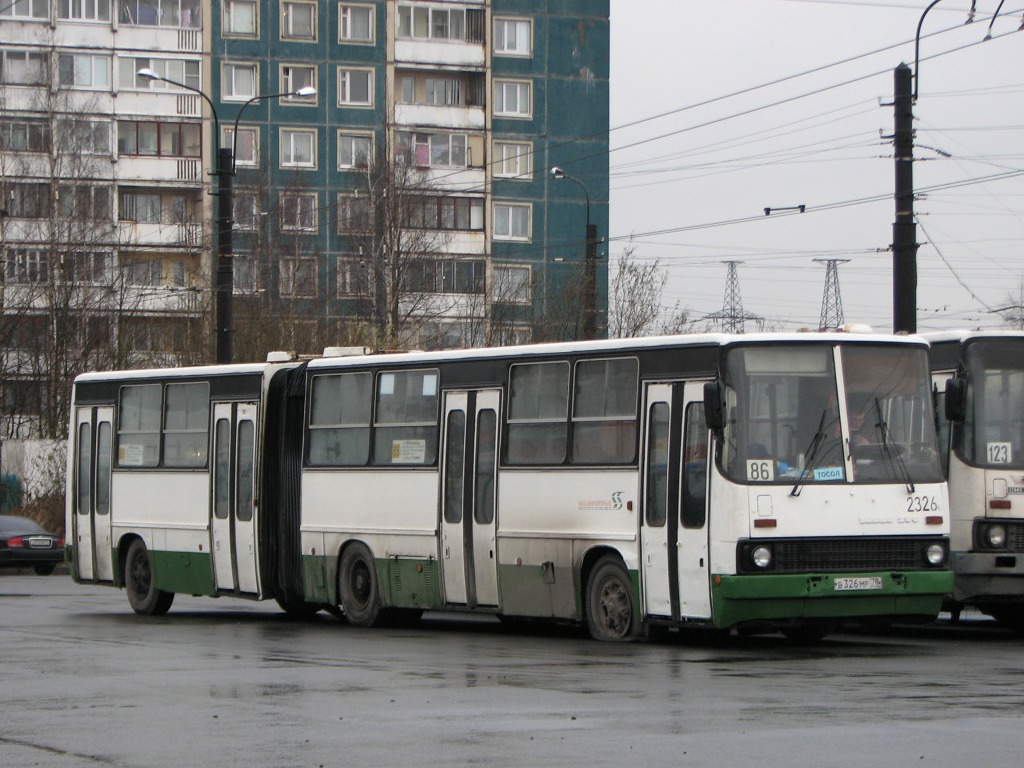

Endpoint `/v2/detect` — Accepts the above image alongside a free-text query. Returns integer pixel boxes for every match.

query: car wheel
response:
[34,564,56,576]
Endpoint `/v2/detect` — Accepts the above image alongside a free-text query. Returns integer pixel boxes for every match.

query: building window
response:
[396,5,483,42]
[5,250,50,284]
[336,195,371,233]
[397,131,467,169]
[222,125,258,167]
[337,67,372,106]
[281,0,316,40]
[58,186,112,221]
[494,80,531,118]
[2,0,47,18]
[125,257,163,286]
[59,119,111,154]
[58,54,112,89]
[404,196,483,231]
[118,121,201,157]
[221,62,257,100]
[493,265,530,304]
[120,189,191,224]
[339,3,373,42]
[336,258,368,297]
[233,255,259,294]
[494,141,532,179]
[280,64,317,103]
[493,203,531,240]
[70,251,113,285]
[406,258,486,295]
[338,132,372,169]
[233,192,260,231]
[121,58,200,91]
[0,50,46,86]
[281,257,317,297]
[59,0,112,22]
[494,18,531,56]
[223,0,257,36]
[7,184,50,219]
[4,381,44,417]
[0,119,49,153]
[280,192,318,231]
[424,78,462,106]
[119,0,200,28]
[280,128,316,168]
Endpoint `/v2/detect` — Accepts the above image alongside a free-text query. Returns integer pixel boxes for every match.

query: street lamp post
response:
[550,166,599,340]
[136,69,314,364]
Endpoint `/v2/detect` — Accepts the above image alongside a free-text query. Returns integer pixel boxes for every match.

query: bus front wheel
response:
[339,543,381,627]
[124,540,174,616]
[586,556,639,642]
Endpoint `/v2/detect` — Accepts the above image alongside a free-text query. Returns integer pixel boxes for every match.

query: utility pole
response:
[215,145,234,364]
[815,258,849,331]
[892,63,917,335]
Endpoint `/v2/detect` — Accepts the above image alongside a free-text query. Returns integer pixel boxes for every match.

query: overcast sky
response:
[607,0,1024,332]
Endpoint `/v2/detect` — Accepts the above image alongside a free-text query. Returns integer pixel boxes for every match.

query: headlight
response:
[986,524,1007,548]
[925,543,946,566]
[751,545,773,569]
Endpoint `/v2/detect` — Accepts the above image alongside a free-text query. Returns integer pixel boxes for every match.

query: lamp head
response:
[294,86,317,98]
[550,166,566,179]
[136,68,160,81]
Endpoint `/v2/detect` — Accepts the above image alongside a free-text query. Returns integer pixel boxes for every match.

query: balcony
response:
[116,156,204,184]
[117,221,203,247]
[395,40,485,69]
[395,103,484,131]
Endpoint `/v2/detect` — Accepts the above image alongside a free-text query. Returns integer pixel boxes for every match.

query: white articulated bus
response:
[67,333,952,641]
[926,331,1024,630]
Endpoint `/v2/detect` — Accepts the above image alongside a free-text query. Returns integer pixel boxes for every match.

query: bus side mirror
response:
[704,381,725,433]
[944,377,967,423]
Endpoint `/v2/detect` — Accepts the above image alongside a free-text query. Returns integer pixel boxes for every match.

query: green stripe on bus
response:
[711,571,952,628]
[300,554,445,610]
[150,550,215,596]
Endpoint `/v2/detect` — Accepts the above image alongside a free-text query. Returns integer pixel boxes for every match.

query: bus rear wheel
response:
[124,539,174,616]
[339,542,382,627]
[586,556,639,642]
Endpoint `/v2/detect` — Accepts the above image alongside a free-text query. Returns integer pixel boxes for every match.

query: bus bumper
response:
[710,570,952,629]
[953,552,1024,603]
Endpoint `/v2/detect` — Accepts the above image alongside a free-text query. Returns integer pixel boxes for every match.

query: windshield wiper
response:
[872,397,915,494]
[791,409,830,497]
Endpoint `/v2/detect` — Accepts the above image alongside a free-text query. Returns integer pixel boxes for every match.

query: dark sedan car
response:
[0,515,65,575]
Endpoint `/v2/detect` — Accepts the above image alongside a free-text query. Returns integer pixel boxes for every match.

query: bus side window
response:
[682,402,708,528]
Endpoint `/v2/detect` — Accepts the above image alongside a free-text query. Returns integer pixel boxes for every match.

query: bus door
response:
[73,406,114,582]
[440,389,501,608]
[641,382,712,621]
[211,402,259,595]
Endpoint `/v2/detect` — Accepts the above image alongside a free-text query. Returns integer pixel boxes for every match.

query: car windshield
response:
[719,343,943,485]
[960,338,1024,469]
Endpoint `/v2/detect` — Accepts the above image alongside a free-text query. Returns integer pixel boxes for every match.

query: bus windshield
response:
[961,338,1024,469]
[720,343,942,485]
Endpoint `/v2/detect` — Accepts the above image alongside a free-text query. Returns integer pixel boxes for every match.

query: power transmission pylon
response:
[815,258,849,331]
[705,261,762,334]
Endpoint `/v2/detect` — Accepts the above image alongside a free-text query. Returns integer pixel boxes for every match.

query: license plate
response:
[833,576,883,591]
[28,538,51,549]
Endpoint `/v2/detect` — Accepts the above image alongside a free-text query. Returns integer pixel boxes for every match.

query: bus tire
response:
[274,596,322,619]
[125,539,174,616]
[339,542,382,627]
[585,555,639,642]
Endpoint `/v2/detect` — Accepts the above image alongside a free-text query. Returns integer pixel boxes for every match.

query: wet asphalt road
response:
[2,573,1024,768]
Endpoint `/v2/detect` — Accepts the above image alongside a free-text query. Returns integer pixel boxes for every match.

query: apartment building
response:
[0,0,609,438]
